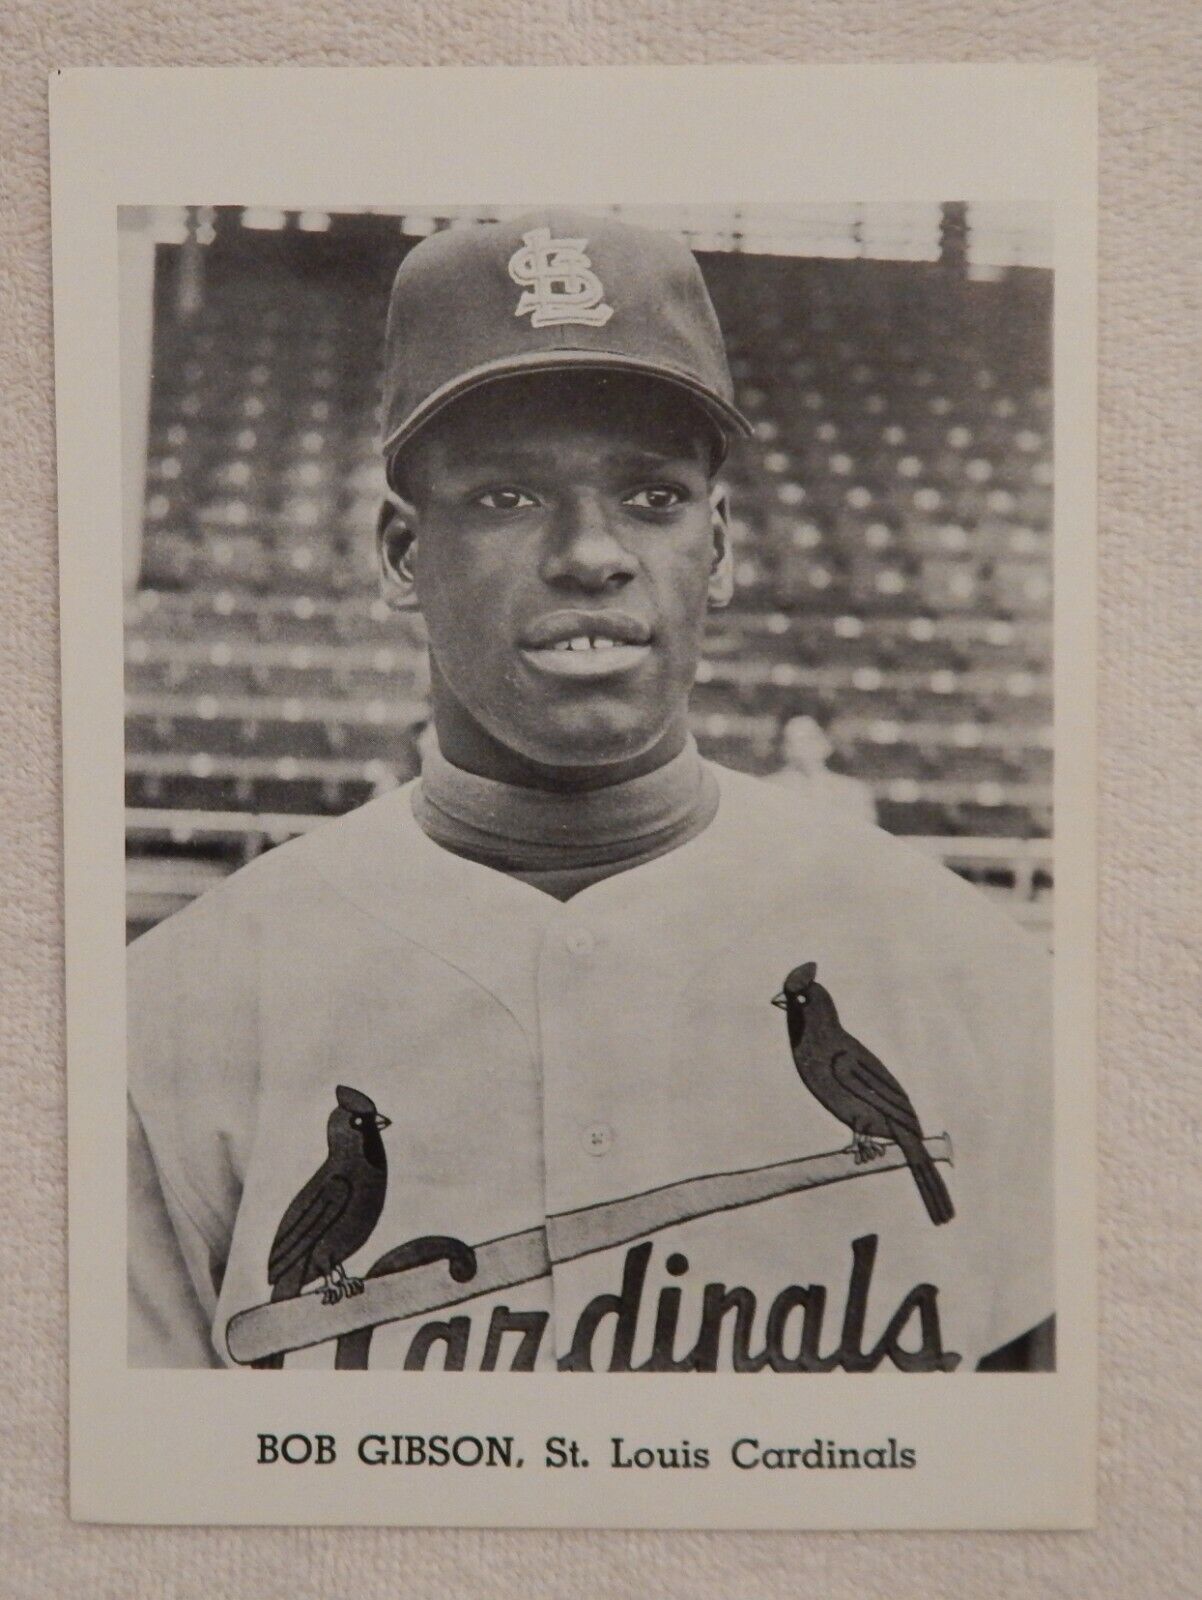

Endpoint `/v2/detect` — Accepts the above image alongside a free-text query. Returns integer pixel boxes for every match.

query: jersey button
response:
[564,928,595,957]
[582,1122,615,1156]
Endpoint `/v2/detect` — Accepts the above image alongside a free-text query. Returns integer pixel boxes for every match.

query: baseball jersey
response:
[128,763,1053,1372]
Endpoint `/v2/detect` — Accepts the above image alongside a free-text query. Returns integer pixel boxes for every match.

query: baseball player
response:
[128,209,1053,1373]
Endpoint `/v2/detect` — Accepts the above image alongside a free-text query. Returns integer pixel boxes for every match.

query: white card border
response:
[51,63,1097,1530]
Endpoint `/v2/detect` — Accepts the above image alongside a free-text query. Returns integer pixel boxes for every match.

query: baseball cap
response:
[380,207,752,488]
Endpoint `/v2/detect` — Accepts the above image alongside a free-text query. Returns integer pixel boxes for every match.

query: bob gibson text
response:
[256,1433,918,1471]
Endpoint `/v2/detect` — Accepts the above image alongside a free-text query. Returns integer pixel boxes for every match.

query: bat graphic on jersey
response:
[772,962,955,1226]
[266,1085,391,1306]
[226,1130,954,1364]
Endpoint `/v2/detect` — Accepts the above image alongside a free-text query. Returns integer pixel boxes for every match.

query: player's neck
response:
[413,725,719,901]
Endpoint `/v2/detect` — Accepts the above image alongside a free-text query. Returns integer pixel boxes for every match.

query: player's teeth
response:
[539,635,632,652]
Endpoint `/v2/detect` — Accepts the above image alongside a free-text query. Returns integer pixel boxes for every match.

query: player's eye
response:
[624,484,688,512]
[474,487,537,512]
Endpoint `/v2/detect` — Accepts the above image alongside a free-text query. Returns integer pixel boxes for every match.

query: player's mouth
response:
[518,610,652,679]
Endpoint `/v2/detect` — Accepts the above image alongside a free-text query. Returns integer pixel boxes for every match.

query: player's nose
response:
[539,492,637,590]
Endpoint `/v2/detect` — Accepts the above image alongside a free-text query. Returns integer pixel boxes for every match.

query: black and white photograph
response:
[124,200,1056,1377]
[53,65,1095,1529]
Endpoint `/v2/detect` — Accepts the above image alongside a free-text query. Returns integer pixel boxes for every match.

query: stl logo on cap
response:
[508,226,615,330]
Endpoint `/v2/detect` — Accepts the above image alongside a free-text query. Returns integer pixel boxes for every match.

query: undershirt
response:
[411,735,721,901]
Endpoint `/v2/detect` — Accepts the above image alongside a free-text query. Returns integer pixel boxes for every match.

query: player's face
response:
[393,375,729,778]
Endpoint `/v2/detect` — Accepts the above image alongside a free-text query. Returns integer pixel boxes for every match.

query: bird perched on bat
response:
[772,962,954,1225]
[266,1085,391,1307]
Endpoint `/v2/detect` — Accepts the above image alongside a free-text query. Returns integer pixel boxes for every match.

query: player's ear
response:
[707,485,734,610]
[377,493,420,611]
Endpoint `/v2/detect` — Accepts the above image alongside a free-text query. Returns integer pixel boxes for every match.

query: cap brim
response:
[382,348,753,481]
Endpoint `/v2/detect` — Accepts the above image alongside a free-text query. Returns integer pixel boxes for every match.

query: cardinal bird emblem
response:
[772,963,955,1226]
[266,1085,391,1306]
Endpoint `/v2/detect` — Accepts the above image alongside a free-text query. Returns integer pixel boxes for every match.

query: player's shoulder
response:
[708,762,1046,969]
[709,760,908,880]
[128,782,419,970]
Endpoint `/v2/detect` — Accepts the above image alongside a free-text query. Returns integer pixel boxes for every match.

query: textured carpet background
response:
[2,5,1199,1595]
